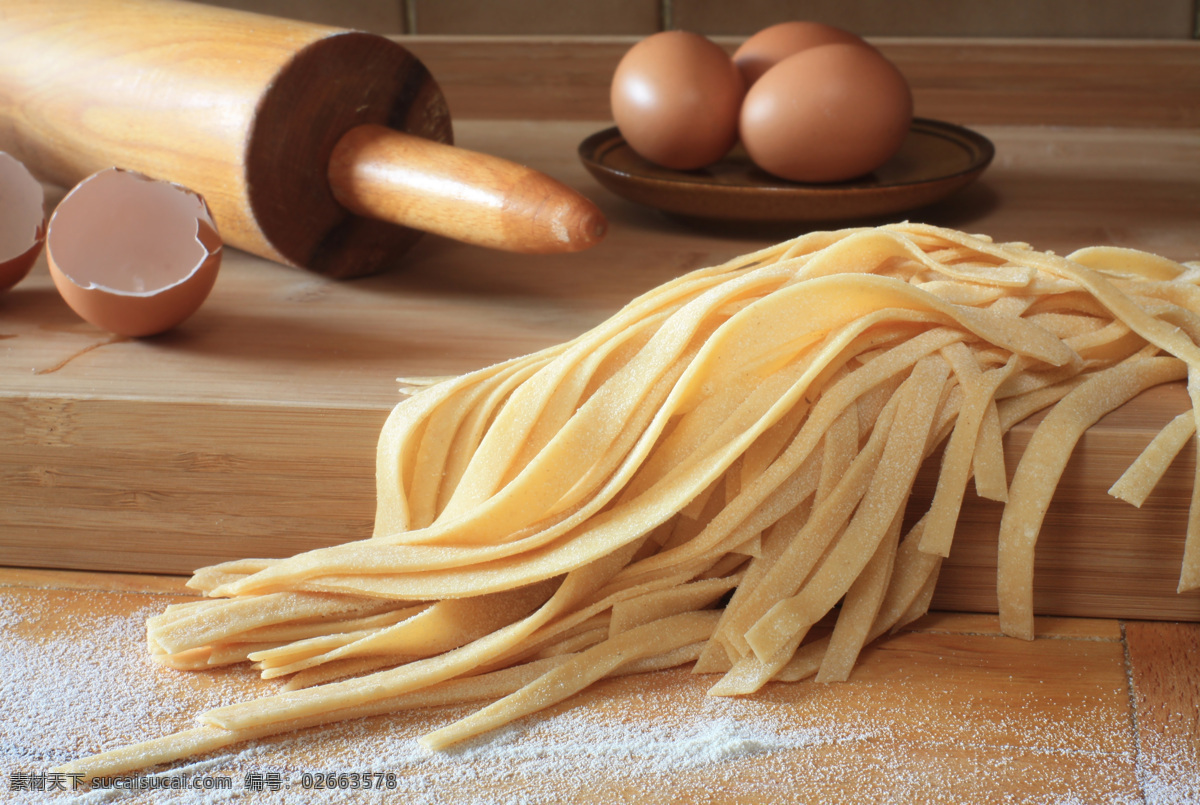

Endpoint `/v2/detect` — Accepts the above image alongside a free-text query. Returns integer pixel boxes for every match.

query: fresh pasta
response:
[57,223,1200,782]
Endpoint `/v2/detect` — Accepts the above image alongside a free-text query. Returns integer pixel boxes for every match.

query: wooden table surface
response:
[2,565,1197,804]
[3,36,1200,804]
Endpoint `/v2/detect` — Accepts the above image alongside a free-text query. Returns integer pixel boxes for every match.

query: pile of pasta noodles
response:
[62,223,1200,780]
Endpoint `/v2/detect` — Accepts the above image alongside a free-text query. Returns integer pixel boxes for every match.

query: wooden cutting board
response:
[2,120,1200,623]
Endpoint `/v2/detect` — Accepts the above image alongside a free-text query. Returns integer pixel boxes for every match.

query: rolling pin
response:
[0,0,606,278]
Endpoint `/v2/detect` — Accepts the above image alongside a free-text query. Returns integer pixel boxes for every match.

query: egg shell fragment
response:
[733,21,868,87]
[47,168,222,337]
[739,43,913,184]
[0,151,47,293]
[610,30,745,171]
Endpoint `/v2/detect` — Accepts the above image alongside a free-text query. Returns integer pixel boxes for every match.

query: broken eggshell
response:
[47,168,222,337]
[0,151,47,293]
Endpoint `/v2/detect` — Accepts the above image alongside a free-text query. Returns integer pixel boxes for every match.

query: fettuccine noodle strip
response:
[56,224,1200,784]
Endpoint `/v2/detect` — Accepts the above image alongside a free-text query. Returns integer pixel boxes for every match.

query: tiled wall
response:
[201,0,1200,38]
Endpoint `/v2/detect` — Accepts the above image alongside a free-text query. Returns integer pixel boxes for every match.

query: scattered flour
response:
[2,590,1195,804]
[0,591,848,805]
[0,592,253,767]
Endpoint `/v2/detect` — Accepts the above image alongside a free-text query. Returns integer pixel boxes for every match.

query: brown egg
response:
[611,31,745,171]
[0,151,46,293]
[47,168,222,337]
[739,43,913,184]
[733,21,868,87]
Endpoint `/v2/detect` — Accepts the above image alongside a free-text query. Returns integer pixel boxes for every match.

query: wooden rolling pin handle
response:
[328,124,607,254]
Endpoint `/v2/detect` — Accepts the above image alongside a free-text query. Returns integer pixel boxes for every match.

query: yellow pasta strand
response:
[997,357,1187,640]
[54,223,1200,785]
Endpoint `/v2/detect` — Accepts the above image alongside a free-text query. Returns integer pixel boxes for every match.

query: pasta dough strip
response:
[419,611,721,751]
[918,347,1019,557]
[53,223,1200,785]
[1108,410,1196,508]
[744,354,950,662]
[997,357,1187,639]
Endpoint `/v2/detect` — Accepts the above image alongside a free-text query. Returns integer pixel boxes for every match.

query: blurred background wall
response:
[198,0,1199,38]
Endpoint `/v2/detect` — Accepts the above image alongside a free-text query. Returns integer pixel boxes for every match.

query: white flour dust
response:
[0,591,849,805]
[2,589,1194,804]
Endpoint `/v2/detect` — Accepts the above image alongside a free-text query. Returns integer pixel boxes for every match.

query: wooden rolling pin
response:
[0,0,606,278]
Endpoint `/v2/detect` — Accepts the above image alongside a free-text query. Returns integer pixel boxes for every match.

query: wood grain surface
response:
[402,37,1200,128]
[4,119,1200,622]
[2,121,1200,623]
[2,35,1198,803]
[1125,621,1200,803]
[1,567,1196,803]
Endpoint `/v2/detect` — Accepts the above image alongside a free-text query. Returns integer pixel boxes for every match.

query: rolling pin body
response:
[0,0,604,277]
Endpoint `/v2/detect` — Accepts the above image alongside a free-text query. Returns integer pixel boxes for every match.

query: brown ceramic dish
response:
[578,118,994,223]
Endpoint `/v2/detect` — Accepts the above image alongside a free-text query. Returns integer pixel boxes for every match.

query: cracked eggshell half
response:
[0,151,47,293]
[47,168,222,337]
